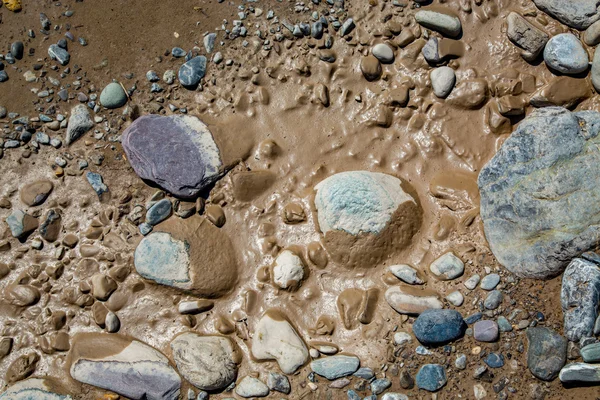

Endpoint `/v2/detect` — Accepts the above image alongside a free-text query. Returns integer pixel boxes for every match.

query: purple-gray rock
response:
[561,256,600,341]
[473,320,499,342]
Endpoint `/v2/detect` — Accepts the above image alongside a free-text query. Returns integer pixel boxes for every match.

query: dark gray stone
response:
[415,364,446,392]
[267,372,290,394]
[561,257,600,341]
[527,327,567,381]
[507,12,549,59]
[412,309,466,346]
[10,42,24,60]
[178,56,207,88]
[533,0,600,29]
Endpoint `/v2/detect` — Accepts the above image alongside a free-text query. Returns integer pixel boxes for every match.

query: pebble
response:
[473,320,499,342]
[100,82,127,109]
[179,56,207,88]
[146,70,160,82]
[204,33,216,53]
[497,316,513,332]
[412,309,466,345]
[584,20,600,46]
[480,273,500,290]
[528,328,568,381]
[415,10,461,37]
[561,257,600,341]
[370,378,391,395]
[172,47,186,58]
[446,290,464,306]
[235,377,269,398]
[429,252,464,280]
[340,18,355,36]
[48,44,70,65]
[543,33,588,75]
[372,43,394,64]
[163,70,176,85]
[10,41,24,60]
[267,372,290,394]
[0,378,71,399]
[6,210,38,239]
[464,274,480,290]
[474,384,487,399]
[146,198,172,226]
[559,363,600,384]
[273,249,305,289]
[430,66,456,98]
[416,364,447,392]
[86,172,109,201]
[581,342,600,363]
[485,353,505,368]
[455,354,467,370]
[381,394,408,400]
[178,299,214,315]
[506,12,549,60]
[385,285,443,315]
[310,355,360,380]
[0,71,9,82]
[360,55,382,81]
[389,264,424,285]
[484,290,503,310]
[20,180,53,206]
[393,332,412,346]
[105,311,120,333]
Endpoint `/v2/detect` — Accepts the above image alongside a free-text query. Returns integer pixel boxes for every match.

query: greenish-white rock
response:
[100,82,127,109]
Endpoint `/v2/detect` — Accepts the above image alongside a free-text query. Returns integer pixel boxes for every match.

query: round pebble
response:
[100,82,127,109]
[372,43,394,64]
[544,33,589,74]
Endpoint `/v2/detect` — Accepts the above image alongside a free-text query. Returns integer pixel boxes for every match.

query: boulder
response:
[533,0,600,30]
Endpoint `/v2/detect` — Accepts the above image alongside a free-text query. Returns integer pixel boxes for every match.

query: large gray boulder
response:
[533,0,600,30]
[478,107,600,279]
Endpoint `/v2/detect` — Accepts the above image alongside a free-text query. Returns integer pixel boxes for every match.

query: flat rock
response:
[559,363,600,384]
[416,364,447,392]
[170,333,240,391]
[251,310,309,374]
[68,333,181,400]
[179,56,207,88]
[122,115,224,199]
[581,342,600,363]
[385,285,443,315]
[20,180,53,206]
[530,76,592,109]
[66,105,93,145]
[412,309,466,345]
[527,327,567,381]
[506,12,549,59]
[310,355,360,380]
[480,273,500,290]
[314,171,421,269]
[235,376,269,398]
[0,378,72,399]
[415,9,461,37]
[430,66,456,98]
[429,252,464,280]
[146,198,172,226]
[543,33,588,74]
[48,44,70,65]
[533,0,600,29]
[372,43,394,64]
[478,107,600,278]
[561,257,600,341]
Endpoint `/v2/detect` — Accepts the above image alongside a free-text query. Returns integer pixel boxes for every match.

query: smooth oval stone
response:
[485,353,505,368]
[178,56,207,88]
[385,285,443,315]
[235,376,269,398]
[20,180,53,206]
[416,364,447,392]
[544,34,588,74]
[360,55,382,81]
[484,290,503,310]
[430,66,456,98]
[415,10,461,37]
[497,316,513,332]
[310,355,360,380]
[146,199,172,226]
[445,290,464,306]
[372,43,394,64]
[473,320,499,342]
[480,273,500,290]
[464,274,480,290]
[10,41,24,60]
[389,264,425,285]
[593,47,600,93]
[584,20,600,46]
[559,363,600,384]
[100,82,127,109]
[413,309,466,346]
[429,252,464,280]
[581,342,600,363]
[0,378,72,399]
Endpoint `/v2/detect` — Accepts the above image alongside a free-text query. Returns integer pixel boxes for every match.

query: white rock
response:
[464,274,480,290]
[393,332,413,346]
[430,252,464,280]
[235,376,269,398]
[430,66,456,98]
[273,250,305,289]
[474,383,487,399]
[446,290,464,306]
[372,43,395,64]
[389,264,424,285]
[385,286,443,315]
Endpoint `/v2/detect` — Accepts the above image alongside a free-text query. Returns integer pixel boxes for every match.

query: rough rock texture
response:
[526,327,567,381]
[170,333,240,391]
[561,256,600,341]
[506,12,549,59]
[533,0,600,30]
[122,114,224,199]
[0,378,72,399]
[559,363,600,383]
[310,355,360,380]
[478,107,600,279]
[65,105,94,145]
[412,309,466,346]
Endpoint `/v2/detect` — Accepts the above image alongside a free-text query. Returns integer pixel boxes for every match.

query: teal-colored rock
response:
[134,232,191,290]
[310,355,360,380]
[415,364,447,392]
[100,82,127,109]
[0,378,72,399]
[581,343,600,363]
[559,363,600,384]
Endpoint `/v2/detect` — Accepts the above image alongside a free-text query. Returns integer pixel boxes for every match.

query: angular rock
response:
[178,56,207,88]
[506,12,549,59]
[415,10,461,37]
[478,107,600,278]
[68,333,181,400]
[310,355,360,380]
[416,364,447,392]
[6,210,38,239]
[170,333,240,391]
[267,372,290,394]
[66,105,94,145]
[527,327,567,381]
[48,44,70,65]
[533,0,600,29]
[530,76,591,109]
[429,252,464,280]
[20,180,53,206]
[559,363,600,384]
[412,309,466,346]
[543,33,588,74]
[0,378,71,399]
[561,257,600,341]
[86,172,109,201]
[273,249,305,289]
[389,264,425,285]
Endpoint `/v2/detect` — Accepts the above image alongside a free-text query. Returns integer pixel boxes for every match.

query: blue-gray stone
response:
[429,252,464,280]
[484,353,505,368]
[422,38,441,64]
[100,82,127,109]
[0,71,8,82]
[412,309,466,346]
[172,47,186,58]
[6,210,38,239]
[581,342,600,363]
[484,290,503,310]
[40,13,51,30]
[267,372,290,394]
[353,367,374,380]
[559,363,600,384]
[311,21,324,39]
[204,33,216,53]
[36,132,50,145]
[415,364,447,392]
[146,70,160,82]
[415,10,462,37]
[455,354,467,370]
[497,316,513,332]
[370,378,391,395]
[0,378,72,399]
[139,222,153,236]
[478,107,600,279]
[66,104,94,145]
[480,273,500,290]
[340,18,355,36]
[146,199,172,226]
[347,390,360,400]
[48,44,70,65]
[86,172,109,201]
[544,33,588,74]
[178,56,207,88]
[5,140,19,148]
[310,355,360,380]
[533,0,600,29]
[150,83,163,93]
[416,345,432,355]
[561,257,600,341]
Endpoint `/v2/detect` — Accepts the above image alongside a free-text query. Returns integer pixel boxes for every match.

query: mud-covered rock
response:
[0,378,72,399]
[533,0,600,29]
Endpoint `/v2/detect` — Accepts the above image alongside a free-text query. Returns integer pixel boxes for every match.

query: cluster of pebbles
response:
[1,0,600,399]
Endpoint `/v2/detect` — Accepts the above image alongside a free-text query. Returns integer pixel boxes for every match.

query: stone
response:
[464,274,480,290]
[20,180,53,206]
[48,44,70,65]
[0,378,72,399]
[561,257,600,341]
[105,312,120,333]
[68,333,181,400]
[370,378,391,395]
[506,12,549,59]
[5,352,40,384]
[310,355,360,380]
[559,363,600,384]
[340,18,355,36]
[381,394,408,400]
[267,372,290,394]
[584,20,600,45]
[498,316,513,332]
[179,56,207,88]
[393,332,412,346]
[6,210,38,239]
[372,43,394,64]
[66,105,94,145]
[314,171,421,269]
[91,274,118,301]
[6,284,40,306]
[385,285,443,315]
[122,115,225,199]
[455,354,467,370]
[484,290,503,310]
[39,210,61,242]
[543,34,588,74]
[447,79,488,109]
[10,41,24,60]
[533,0,600,29]
[178,299,214,314]
[251,310,309,374]
[86,172,109,201]
[171,333,240,391]
[429,252,464,280]
[389,264,425,284]
[478,107,600,278]
[353,367,374,380]
[416,364,447,392]
[581,342,600,363]
[415,10,461,37]
[235,377,269,398]
[413,309,466,345]
[203,33,216,53]
[473,384,487,399]
[446,291,464,306]
[594,48,600,93]
[273,250,305,289]
[484,353,505,368]
[360,55,382,81]
[531,76,592,108]
[430,66,456,98]
[146,198,172,226]
[473,320,499,342]
[100,82,127,109]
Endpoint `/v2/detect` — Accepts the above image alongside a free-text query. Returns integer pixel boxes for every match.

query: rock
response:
[39,210,61,242]
[48,44,70,65]
[559,363,600,384]
[478,107,600,278]
[267,372,290,394]
[360,55,382,81]
[203,33,216,53]
[593,48,600,93]
[6,210,38,239]
[0,378,72,399]
[0,71,8,82]
[415,10,461,37]
[170,333,240,391]
[455,354,467,370]
[66,105,94,145]
[393,332,412,346]
[372,43,394,64]
[371,378,391,395]
[340,18,355,36]
[447,79,488,109]
[446,291,464,306]
[105,312,120,333]
[430,66,456,98]
[91,274,117,301]
[385,285,443,315]
[464,274,480,290]
[381,394,409,400]
[314,171,421,269]
[561,257,600,341]
[429,252,464,280]
[480,273,500,290]
[10,41,24,60]
[581,342,600,362]
[179,56,207,88]
[416,364,447,392]
[20,180,53,206]
[389,264,425,285]
[146,198,172,226]
[178,299,214,314]
[584,20,600,45]
[86,172,109,201]
[543,34,588,74]
[68,333,181,400]
[484,290,503,310]
[485,353,505,368]
[506,12,549,59]
[5,352,39,384]
[6,284,40,306]
[412,309,466,345]
[530,76,592,108]
[235,377,269,398]
[251,310,309,374]
[122,115,226,199]
[310,355,360,380]
[273,250,305,289]
[100,82,127,109]
[498,316,513,332]
[473,384,487,399]
[399,370,414,389]
[473,320,499,342]
[353,367,375,380]
[533,0,600,29]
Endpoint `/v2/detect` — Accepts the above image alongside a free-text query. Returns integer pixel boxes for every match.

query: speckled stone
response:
[544,34,588,74]
[413,309,466,345]
[416,364,447,392]
[310,355,360,380]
